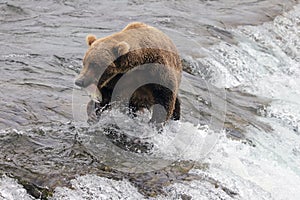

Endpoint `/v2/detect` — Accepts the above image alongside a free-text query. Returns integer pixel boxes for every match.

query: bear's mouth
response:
[85,83,102,103]
[82,73,122,105]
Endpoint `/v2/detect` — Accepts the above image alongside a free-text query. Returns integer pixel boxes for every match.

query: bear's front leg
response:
[171,96,181,120]
[150,88,177,124]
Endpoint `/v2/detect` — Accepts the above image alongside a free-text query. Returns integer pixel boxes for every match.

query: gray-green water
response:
[1,1,299,199]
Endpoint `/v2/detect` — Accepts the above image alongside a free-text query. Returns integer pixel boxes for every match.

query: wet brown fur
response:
[77,22,182,123]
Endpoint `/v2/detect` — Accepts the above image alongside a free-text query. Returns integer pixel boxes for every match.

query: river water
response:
[0,0,299,199]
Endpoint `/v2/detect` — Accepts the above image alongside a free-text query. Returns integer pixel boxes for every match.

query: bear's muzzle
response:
[75,78,85,87]
[74,75,93,88]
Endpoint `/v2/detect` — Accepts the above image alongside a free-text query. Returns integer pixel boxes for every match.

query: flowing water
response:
[0,0,300,199]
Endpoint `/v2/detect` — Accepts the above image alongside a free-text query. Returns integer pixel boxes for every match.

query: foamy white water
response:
[52,175,144,200]
[0,176,34,200]
[186,4,300,200]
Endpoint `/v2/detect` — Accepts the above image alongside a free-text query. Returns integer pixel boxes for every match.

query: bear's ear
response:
[114,41,130,57]
[86,35,97,46]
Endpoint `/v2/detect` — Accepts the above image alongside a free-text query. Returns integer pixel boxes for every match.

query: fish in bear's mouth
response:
[74,74,101,102]
[75,75,116,103]
[75,74,109,104]
[85,83,102,103]
[75,72,121,104]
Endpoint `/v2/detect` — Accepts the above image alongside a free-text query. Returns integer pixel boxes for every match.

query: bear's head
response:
[75,35,130,99]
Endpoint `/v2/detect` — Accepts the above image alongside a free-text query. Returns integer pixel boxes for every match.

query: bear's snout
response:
[75,78,84,87]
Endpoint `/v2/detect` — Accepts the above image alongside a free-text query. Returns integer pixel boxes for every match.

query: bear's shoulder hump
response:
[122,22,149,31]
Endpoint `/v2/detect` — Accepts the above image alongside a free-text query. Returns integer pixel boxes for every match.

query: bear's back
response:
[122,22,148,31]
[114,22,178,55]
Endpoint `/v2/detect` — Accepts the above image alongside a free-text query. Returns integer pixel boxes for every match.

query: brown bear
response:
[75,22,182,124]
